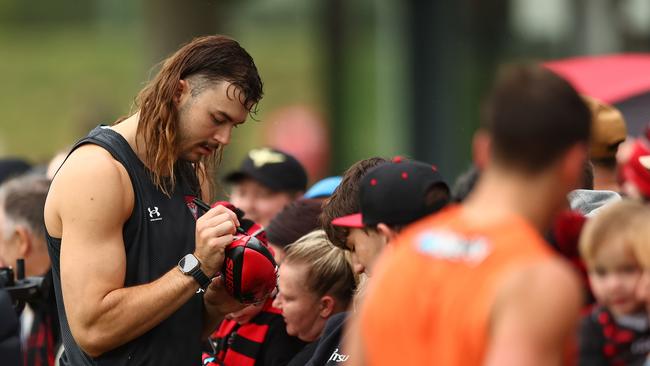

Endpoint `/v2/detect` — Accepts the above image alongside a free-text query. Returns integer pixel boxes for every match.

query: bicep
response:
[484,260,583,366]
[54,147,133,327]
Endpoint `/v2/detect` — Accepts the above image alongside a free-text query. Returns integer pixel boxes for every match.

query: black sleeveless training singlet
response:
[47,125,204,366]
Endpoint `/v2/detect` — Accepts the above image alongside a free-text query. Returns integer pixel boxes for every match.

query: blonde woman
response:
[273,230,356,366]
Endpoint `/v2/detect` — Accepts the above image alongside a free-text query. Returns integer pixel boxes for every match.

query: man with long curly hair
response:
[44,35,263,365]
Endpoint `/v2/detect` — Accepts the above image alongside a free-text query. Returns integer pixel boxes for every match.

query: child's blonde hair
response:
[284,230,357,308]
[579,199,650,267]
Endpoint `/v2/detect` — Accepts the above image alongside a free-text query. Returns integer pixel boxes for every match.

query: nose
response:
[351,252,365,275]
[213,125,232,146]
[605,274,624,290]
[272,295,282,310]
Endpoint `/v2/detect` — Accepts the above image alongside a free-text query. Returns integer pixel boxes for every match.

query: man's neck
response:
[111,113,149,166]
[462,166,564,233]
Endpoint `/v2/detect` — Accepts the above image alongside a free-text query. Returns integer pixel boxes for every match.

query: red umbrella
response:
[544,54,650,136]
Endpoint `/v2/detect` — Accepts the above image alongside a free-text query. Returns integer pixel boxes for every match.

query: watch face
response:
[179,254,199,272]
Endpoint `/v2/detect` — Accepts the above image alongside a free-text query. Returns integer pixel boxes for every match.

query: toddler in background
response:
[578,200,650,366]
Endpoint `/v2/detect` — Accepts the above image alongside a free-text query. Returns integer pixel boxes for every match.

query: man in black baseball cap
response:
[331,157,450,275]
[225,147,308,227]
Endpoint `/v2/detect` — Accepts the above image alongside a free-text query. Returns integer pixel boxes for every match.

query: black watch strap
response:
[189,267,211,290]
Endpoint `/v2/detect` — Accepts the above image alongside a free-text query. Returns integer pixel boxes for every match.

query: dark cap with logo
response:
[225,147,308,192]
[331,157,450,228]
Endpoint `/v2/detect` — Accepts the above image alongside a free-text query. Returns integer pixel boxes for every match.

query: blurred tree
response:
[142,0,221,63]
[408,0,508,180]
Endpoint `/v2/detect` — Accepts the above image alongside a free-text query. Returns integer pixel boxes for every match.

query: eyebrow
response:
[214,110,245,125]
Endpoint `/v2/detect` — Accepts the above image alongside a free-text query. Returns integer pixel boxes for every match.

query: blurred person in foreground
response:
[0,174,59,366]
[347,64,592,366]
[44,35,263,365]
[225,147,307,228]
[272,230,356,366]
[578,200,650,366]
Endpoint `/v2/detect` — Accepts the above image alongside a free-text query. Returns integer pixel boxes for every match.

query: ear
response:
[560,143,589,190]
[472,129,491,170]
[376,223,396,244]
[319,295,336,318]
[14,226,32,258]
[174,79,189,106]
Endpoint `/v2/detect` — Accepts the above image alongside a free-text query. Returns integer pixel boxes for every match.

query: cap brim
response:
[224,171,249,183]
[304,176,343,199]
[331,213,364,228]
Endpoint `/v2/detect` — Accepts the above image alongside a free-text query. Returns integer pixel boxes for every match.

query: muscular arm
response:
[483,259,583,366]
[46,146,237,357]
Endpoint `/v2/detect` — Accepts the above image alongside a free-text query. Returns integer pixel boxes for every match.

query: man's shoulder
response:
[497,256,581,315]
[53,144,128,188]
[46,143,134,232]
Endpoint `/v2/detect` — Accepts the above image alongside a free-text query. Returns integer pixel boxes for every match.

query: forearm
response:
[202,302,227,340]
[70,267,199,357]
[200,277,244,339]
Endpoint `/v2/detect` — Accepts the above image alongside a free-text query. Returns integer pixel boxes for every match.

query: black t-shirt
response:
[47,125,203,366]
[288,341,318,366]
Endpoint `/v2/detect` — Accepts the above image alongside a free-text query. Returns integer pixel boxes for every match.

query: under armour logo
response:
[248,148,286,168]
[148,207,162,222]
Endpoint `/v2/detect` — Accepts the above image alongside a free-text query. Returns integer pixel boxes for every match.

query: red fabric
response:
[552,210,586,258]
[223,350,256,366]
[237,324,270,344]
[621,139,650,198]
[544,54,650,103]
[208,298,278,366]
[24,314,57,366]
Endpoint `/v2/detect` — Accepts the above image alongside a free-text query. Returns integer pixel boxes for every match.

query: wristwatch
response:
[178,254,211,290]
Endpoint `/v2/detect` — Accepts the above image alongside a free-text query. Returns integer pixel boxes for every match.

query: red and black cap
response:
[202,200,277,304]
[223,235,278,305]
[331,157,449,228]
[224,147,308,192]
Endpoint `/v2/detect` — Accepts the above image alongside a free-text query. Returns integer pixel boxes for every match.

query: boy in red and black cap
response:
[330,157,450,275]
